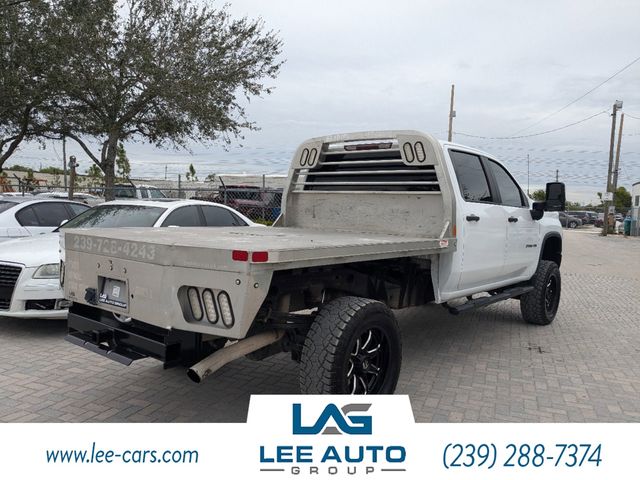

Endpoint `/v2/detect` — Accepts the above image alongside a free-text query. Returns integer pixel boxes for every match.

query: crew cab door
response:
[449,151,507,290]
[484,158,539,280]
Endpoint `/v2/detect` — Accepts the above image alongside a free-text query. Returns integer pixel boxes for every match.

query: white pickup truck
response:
[61,131,565,394]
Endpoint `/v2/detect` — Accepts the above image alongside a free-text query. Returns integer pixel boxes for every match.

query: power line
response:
[509,54,640,136]
[455,109,608,140]
[624,113,640,120]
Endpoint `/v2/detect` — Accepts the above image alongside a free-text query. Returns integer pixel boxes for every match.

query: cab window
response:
[449,151,492,203]
[486,159,525,207]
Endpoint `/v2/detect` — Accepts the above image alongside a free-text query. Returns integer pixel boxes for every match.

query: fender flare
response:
[538,232,562,267]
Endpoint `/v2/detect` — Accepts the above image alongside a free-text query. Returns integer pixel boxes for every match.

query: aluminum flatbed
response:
[62,130,565,394]
[64,226,455,271]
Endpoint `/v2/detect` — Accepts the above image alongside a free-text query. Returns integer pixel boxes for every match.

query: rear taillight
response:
[251,251,269,263]
[232,250,269,263]
[232,250,249,261]
[217,292,234,327]
[202,289,218,324]
[187,287,203,321]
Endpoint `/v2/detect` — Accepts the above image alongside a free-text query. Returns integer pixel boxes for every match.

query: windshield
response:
[60,205,167,229]
[0,201,18,213]
[113,186,136,198]
[148,188,166,199]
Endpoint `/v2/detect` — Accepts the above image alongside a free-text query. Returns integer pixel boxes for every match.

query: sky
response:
[9,0,640,203]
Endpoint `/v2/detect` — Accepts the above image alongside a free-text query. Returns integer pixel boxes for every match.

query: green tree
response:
[40,166,64,175]
[0,0,54,167]
[531,189,546,201]
[85,164,104,188]
[47,0,282,200]
[6,164,31,172]
[186,163,197,181]
[116,143,131,180]
[614,186,631,212]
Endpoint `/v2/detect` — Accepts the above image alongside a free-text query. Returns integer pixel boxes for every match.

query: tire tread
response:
[520,260,560,325]
[299,296,400,394]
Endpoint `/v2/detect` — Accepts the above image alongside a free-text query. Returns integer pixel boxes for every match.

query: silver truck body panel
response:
[63,226,454,339]
[63,131,458,339]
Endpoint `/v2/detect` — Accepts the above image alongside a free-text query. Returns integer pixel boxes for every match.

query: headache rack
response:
[280,130,455,238]
[291,138,441,193]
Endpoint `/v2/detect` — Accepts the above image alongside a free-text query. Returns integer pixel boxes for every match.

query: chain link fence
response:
[0,179,284,225]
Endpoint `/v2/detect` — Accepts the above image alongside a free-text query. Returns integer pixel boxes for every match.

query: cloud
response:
[9,0,640,194]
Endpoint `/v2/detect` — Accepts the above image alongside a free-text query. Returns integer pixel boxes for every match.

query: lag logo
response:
[292,403,372,435]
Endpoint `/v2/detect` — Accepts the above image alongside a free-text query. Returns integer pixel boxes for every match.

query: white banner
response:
[0,395,634,479]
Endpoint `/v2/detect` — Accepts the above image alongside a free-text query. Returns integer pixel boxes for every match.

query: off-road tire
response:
[520,260,561,325]
[299,296,401,394]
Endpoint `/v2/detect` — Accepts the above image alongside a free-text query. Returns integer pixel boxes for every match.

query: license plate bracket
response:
[98,276,129,311]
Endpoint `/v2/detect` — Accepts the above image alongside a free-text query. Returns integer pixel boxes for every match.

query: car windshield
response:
[113,186,136,198]
[0,200,18,213]
[148,188,166,199]
[59,205,167,229]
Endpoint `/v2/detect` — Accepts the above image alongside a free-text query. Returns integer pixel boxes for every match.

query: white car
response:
[0,199,255,319]
[0,197,90,243]
[34,191,103,206]
[113,183,166,199]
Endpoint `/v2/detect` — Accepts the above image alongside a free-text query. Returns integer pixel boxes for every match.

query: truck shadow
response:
[0,300,533,424]
[0,316,67,338]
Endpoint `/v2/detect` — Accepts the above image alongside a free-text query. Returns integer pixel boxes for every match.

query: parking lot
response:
[1,228,638,423]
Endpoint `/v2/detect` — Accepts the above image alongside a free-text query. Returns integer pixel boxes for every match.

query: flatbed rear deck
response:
[65,226,456,271]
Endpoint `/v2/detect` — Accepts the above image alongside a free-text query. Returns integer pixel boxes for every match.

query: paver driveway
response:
[1,228,638,422]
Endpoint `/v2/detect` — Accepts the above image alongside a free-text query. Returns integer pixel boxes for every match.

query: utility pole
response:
[555,169,559,182]
[62,135,68,190]
[68,155,77,199]
[447,84,456,142]
[602,100,623,236]
[527,154,530,195]
[612,112,625,191]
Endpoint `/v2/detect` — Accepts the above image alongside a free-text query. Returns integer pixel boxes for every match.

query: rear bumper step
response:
[65,305,205,368]
[64,332,144,366]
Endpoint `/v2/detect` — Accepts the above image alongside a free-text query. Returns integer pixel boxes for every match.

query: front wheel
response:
[520,260,561,325]
[569,221,578,229]
[299,296,401,394]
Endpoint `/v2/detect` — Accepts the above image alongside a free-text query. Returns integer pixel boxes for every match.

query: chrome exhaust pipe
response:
[187,330,285,383]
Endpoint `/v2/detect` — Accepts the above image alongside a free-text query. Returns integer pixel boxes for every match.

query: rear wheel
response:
[299,296,401,394]
[520,260,561,325]
[569,221,578,228]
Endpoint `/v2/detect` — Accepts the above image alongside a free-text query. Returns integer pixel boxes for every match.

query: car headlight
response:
[33,263,60,279]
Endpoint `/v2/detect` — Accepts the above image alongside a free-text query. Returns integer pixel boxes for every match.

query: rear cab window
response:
[449,150,492,203]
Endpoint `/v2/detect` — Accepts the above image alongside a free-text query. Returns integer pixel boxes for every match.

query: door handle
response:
[466,214,480,222]
[508,217,519,223]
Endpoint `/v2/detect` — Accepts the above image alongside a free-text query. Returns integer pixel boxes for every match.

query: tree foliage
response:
[531,189,546,201]
[186,163,197,181]
[116,143,131,180]
[85,163,104,188]
[46,0,282,199]
[0,0,54,165]
[614,186,631,212]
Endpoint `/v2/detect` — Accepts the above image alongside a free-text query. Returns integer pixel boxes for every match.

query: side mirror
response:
[531,202,544,220]
[544,182,566,211]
